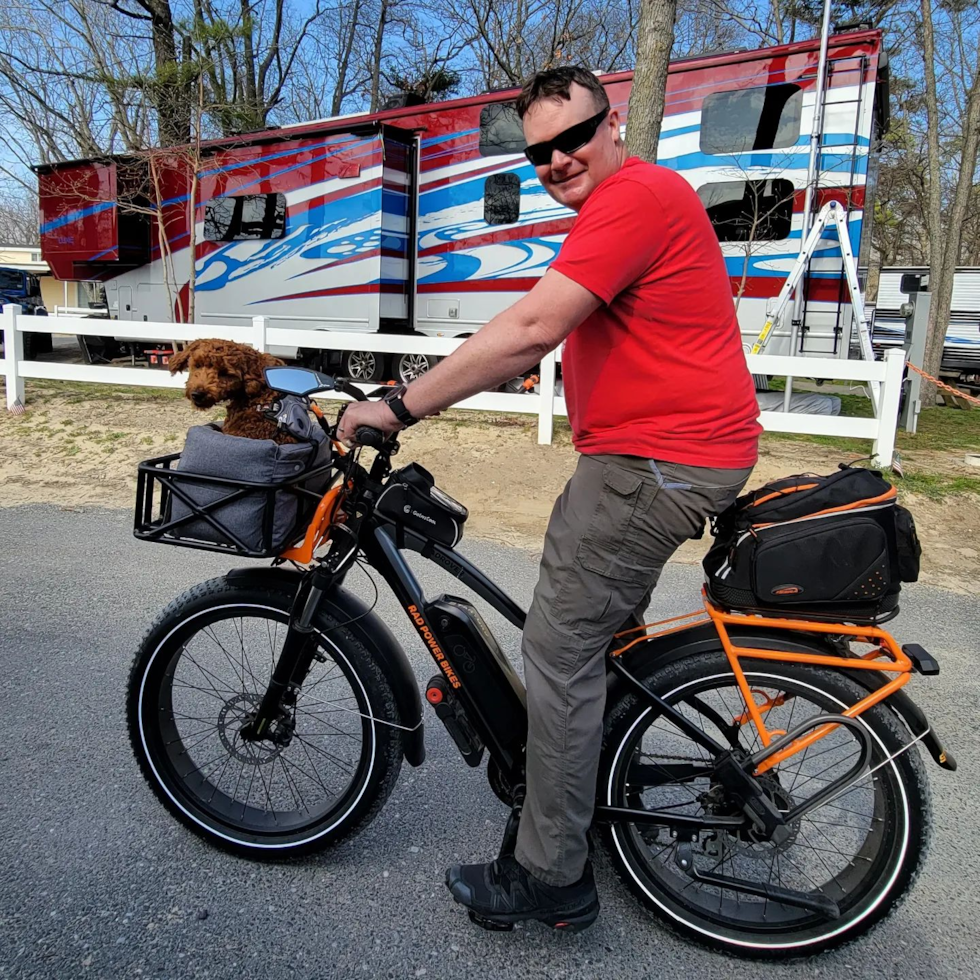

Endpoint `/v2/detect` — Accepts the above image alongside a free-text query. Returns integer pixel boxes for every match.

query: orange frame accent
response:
[276,436,349,566]
[610,588,913,776]
[278,481,345,565]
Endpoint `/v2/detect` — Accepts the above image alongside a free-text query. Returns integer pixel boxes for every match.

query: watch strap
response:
[383,387,419,427]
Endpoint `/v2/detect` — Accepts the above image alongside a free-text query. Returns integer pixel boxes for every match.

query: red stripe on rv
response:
[794,187,867,211]
[417,279,542,293]
[419,218,575,256]
[420,159,520,193]
[732,276,855,301]
[289,176,384,217]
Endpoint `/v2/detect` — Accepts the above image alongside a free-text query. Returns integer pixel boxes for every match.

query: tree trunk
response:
[918,0,980,403]
[144,0,190,146]
[625,0,677,162]
[331,0,363,116]
[369,0,390,114]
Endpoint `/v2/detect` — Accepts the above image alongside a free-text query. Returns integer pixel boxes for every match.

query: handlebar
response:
[354,426,387,449]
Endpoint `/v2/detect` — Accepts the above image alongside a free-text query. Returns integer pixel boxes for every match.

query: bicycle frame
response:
[241,397,954,857]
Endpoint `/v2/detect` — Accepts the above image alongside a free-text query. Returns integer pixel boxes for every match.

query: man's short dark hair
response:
[515,67,610,120]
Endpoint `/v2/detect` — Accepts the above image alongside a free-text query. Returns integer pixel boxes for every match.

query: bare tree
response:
[0,194,40,245]
[432,0,637,92]
[191,0,328,135]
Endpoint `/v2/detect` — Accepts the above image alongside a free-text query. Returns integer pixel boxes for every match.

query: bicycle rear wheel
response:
[127,576,404,857]
[600,651,930,958]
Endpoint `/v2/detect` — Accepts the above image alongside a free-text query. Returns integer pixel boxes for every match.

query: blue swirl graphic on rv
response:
[194,187,384,292]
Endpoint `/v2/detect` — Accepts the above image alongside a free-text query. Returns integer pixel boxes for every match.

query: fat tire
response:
[599,650,931,959]
[127,575,404,858]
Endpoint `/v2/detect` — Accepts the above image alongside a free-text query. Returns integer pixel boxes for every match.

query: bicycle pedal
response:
[468,910,514,932]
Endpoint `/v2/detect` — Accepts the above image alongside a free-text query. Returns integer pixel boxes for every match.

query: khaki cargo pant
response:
[514,453,753,886]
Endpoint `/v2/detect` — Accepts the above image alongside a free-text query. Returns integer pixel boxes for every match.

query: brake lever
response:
[334,377,369,402]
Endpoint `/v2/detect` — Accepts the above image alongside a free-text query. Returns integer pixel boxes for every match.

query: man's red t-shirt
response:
[551,157,761,468]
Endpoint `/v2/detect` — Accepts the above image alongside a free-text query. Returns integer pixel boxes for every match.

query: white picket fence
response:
[1,304,907,465]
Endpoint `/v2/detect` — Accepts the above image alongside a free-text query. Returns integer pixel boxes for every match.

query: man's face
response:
[522,82,622,212]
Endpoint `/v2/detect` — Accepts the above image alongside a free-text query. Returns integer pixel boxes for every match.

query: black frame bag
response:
[703,464,921,622]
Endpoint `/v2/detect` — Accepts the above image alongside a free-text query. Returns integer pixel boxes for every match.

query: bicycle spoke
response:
[615,666,909,932]
[152,607,369,832]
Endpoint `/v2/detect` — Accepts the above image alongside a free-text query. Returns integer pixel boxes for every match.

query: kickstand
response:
[498,785,525,859]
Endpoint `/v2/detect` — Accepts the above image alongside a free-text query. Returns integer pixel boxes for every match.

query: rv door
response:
[379,127,419,330]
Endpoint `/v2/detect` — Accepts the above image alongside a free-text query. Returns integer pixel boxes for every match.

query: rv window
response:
[697,179,795,242]
[700,84,803,154]
[204,194,287,242]
[484,173,521,225]
[480,104,527,157]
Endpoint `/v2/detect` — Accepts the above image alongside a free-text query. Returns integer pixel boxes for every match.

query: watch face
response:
[429,484,467,517]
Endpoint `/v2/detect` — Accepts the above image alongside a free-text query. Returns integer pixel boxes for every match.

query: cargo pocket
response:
[577,465,652,581]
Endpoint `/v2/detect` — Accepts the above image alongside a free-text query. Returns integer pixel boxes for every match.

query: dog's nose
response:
[191,389,208,406]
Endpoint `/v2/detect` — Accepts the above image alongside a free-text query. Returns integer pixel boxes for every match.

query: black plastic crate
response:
[134,451,335,558]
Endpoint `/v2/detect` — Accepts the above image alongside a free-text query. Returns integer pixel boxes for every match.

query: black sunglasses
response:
[524,107,610,167]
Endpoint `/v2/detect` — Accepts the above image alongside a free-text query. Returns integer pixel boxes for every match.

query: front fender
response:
[226,566,425,767]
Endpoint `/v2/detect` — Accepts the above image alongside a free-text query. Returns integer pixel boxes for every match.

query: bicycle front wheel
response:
[600,651,931,958]
[127,576,404,858]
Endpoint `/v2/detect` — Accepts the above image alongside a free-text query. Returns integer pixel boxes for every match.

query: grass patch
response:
[23,378,184,404]
[763,391,980,457]
[900,406,980,452]
[885,471,980,500]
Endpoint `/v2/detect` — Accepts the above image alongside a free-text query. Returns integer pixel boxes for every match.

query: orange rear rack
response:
[610,589,913,776]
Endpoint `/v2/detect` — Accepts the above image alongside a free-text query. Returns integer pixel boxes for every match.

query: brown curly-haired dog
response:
[169,338,297,444]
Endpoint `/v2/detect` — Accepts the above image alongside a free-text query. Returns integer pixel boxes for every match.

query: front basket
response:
[133,451,334,558]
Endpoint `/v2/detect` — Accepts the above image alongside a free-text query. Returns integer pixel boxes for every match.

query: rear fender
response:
[226,566,425,767]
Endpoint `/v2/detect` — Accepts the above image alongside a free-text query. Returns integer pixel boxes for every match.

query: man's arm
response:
[337,269,601,441]
[403,269,600,417]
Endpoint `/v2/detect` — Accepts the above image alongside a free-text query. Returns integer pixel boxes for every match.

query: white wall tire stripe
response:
[605,670,911,951]
[137,601,377,850]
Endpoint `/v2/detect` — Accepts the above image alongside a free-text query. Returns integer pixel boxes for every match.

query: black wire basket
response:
[133,451,335,558]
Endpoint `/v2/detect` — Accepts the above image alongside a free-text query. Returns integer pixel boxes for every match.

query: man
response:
[337,66,762,930]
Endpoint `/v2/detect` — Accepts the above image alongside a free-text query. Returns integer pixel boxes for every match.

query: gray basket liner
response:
[168,424,332,553]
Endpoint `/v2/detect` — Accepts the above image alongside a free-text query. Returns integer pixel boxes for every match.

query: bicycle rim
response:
[137,602,376,846]
[606,668,911,950]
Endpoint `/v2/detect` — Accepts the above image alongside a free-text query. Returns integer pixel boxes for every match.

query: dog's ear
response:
[169,341,197,375]
[244,350,284,398]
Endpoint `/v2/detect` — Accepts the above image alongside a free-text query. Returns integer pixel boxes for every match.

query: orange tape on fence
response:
[907,362,980,407]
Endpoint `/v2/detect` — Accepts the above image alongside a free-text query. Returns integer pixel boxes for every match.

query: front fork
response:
[240,526,358,743]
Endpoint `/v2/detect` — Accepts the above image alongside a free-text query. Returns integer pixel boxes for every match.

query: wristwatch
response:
[382,385,420,427]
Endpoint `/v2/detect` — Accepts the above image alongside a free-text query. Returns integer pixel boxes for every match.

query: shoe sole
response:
[446,868,600,932]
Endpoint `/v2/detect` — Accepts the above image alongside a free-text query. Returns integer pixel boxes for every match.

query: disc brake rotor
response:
[217,693,283,765]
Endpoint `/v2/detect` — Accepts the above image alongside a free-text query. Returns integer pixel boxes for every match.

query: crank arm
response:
[674,841,840,919]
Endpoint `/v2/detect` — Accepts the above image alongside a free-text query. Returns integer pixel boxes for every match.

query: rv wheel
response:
[343,350,387,383]
[395,352,439,383]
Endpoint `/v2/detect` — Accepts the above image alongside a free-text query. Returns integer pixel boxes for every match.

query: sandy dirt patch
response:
[2,382,978,594]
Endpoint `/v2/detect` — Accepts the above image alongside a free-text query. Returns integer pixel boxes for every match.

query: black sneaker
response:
[445,855,599,932]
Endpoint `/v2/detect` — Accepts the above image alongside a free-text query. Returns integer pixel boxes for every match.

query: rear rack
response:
[134,451,334,558]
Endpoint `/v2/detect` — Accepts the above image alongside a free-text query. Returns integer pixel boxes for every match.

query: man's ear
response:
[607,108,622,146]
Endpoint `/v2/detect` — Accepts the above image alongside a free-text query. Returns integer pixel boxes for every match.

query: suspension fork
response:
[240,526,358,741]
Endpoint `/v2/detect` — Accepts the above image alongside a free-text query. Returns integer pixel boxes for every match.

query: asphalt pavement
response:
[0,505,978,980]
